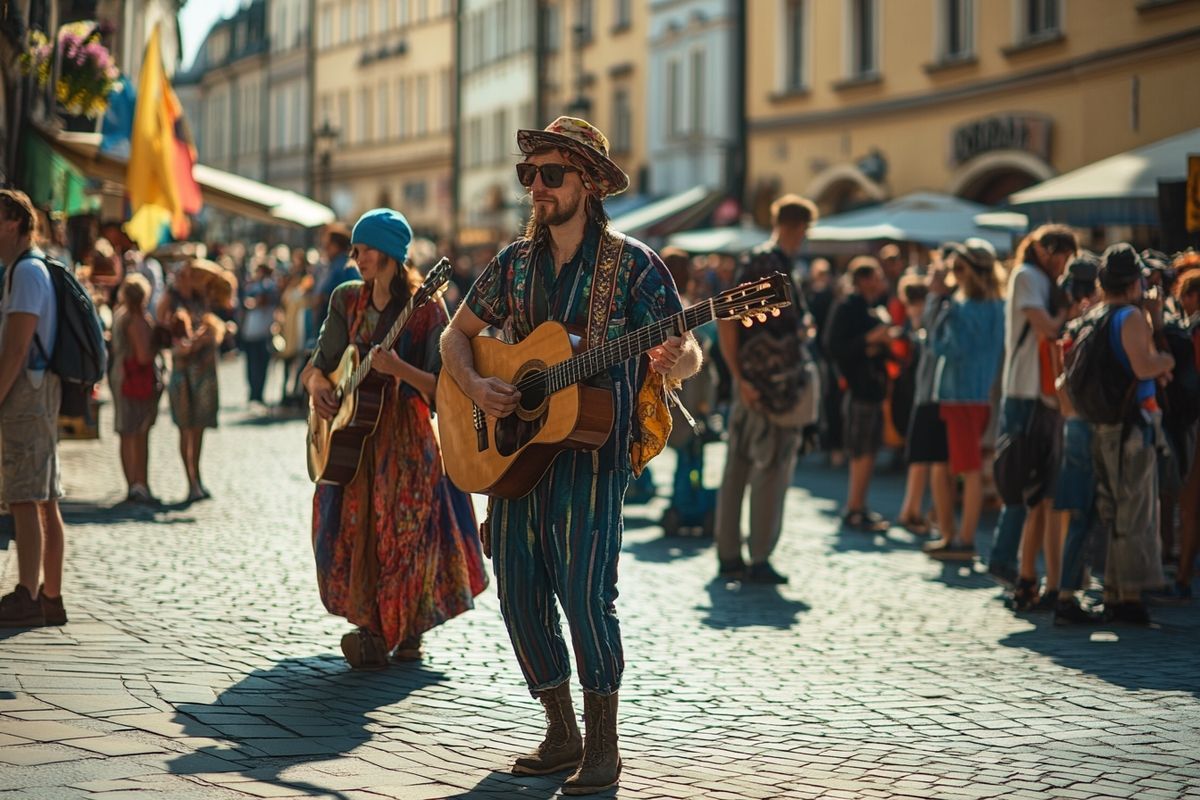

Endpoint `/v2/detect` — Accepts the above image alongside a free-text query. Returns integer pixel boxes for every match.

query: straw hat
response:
[516,116,629,197]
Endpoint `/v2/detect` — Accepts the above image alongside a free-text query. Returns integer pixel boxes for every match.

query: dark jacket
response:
[826,292,888,402]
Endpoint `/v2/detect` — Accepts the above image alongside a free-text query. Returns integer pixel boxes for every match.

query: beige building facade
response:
[540,0,649,196]
[745,0,1200,221]
[313,0,456,238]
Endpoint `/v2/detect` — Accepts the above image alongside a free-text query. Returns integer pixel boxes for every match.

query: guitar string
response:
[510,289,776,396]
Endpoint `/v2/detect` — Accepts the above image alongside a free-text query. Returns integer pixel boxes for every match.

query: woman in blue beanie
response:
[301,209,487,668]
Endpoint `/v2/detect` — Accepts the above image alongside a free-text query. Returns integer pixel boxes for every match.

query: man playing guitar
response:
[440,117,701,795]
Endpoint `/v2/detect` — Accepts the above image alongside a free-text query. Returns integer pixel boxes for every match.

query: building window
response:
[398,0,409,27]
[378,81,391,140]
[416,74,428,137]
[1021,0,1061,41]
[689,50,704,134]
[494,109,507,164]
[611,86,631,154]
[782,0,808,91]
[404,180,427,209]
[940,0,974,59]
[319,6,333,49]
[846,0,879,77]
[543,4,560,53]
[416,0,428,23]
[357,0,369,39]
[339,1,351,44]
[442,68,453,132]
[380,0,392,29]
[576,0,593,44]
[666,59,681,138]
[338,90,350,140]
[396,77,407,139]
[358,86,372,143]
[614,0,631,30]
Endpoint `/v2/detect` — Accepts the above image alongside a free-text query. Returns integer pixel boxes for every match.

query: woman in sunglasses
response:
[301,208,486,670]
[441,117,702,795]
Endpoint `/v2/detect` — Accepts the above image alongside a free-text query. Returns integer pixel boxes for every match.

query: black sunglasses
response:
[516,162,580,189]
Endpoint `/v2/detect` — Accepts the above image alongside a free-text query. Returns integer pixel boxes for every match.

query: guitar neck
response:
[347,298,419,393]
[541,300,717,394]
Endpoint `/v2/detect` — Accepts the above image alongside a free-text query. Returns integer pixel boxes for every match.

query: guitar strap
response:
[584,226,627,349]
[348,281,405,350]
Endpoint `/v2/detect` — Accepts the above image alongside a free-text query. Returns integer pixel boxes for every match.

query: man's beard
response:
[533,194,581,227]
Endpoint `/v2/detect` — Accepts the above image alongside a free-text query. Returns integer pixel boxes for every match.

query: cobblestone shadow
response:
[998,619,1200,697]
[699,579,809,630]
[165,656,447,798]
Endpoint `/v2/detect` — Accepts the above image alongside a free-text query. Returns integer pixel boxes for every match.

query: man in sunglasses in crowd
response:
[441,117,701,794]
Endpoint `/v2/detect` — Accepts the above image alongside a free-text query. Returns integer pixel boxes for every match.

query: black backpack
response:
[1063,305,1135,426]
[12,252,108,417]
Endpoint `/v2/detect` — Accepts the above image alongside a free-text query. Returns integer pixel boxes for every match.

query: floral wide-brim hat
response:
[516,116,630,198]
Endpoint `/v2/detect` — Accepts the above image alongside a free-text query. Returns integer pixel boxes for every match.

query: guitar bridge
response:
[473,404,488,452]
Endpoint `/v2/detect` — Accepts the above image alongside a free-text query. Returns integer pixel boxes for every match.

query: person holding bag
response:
[110,273,163,505]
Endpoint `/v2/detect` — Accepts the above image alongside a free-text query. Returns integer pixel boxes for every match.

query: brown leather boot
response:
[512,682,582,775]
[562,691,621,795]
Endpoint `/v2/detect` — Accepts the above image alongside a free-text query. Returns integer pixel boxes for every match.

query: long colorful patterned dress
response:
[311,281,487,649]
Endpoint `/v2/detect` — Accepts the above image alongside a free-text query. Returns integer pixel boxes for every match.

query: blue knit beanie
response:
[351,208,413,265]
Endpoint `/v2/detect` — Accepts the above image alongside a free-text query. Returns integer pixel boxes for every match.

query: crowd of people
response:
[1,110,1198,794]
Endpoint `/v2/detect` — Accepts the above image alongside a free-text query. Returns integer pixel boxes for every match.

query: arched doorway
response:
[948,150,1054,206]
[806,164,888,216]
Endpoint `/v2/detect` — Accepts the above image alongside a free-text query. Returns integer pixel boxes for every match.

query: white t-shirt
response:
[1002,263,1050,400]
[2,250,57,373]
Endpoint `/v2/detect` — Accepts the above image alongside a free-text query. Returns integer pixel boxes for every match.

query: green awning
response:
[21,129,99,217]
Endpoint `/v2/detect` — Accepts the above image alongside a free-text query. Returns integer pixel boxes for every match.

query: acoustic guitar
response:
[437,273,792,498]
[306,258,452,485]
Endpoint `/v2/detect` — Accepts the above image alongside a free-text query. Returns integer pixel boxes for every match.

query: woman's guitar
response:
[307,258,452,485]
[437,273,792,498]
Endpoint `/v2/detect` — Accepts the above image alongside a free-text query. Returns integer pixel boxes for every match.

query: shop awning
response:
[667,224,769,255]
[609,186,723,240]
[1008,127,1200,227]
[806,192,1014,254]
[42,129,335,228]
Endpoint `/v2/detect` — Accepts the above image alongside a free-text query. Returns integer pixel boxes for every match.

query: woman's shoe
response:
[1008,577,1040,613]
[340,628,389,670]
[391,633,423,662]
[185,485,206,503]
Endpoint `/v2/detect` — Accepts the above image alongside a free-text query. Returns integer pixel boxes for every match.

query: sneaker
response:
[0,585,45,628]
[1007,577,1040,613]
[745,561,788,585]
[1054,597,1102,625]
[717,557,746,580]
[924,540,976,561]
[986,561,1019,589]
[1104,601,1151,625]
[38,586,67,626]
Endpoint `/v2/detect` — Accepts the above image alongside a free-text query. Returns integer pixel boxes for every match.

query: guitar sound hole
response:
[518,372,547,414]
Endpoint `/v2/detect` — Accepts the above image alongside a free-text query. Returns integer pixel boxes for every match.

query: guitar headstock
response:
[713,272,793,327]
[416,257,454,304]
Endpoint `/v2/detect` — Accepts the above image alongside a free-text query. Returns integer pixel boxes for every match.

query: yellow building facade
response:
[745,0,1200,220]
[313,0,456,238]
[540,0,649,195]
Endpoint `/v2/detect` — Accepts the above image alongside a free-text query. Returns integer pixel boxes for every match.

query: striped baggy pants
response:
[488,451,627,696]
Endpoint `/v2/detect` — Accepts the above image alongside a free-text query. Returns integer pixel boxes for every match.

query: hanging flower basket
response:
[21,22,120,119]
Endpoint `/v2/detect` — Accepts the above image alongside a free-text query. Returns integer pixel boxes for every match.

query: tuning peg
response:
[755,313,767,324]
[771,308,781,317]
[741,317,754,328]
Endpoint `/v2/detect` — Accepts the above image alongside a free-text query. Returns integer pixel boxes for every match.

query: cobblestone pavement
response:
[2,360,1199,800]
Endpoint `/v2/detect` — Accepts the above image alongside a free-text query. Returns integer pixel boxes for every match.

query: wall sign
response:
[951,115,1052,167]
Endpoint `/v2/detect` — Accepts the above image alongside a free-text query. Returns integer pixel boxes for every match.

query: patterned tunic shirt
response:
[464,221,683,472]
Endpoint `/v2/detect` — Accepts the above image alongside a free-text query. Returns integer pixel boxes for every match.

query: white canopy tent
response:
[1007,127,1200,227]
[806,192,1014,254]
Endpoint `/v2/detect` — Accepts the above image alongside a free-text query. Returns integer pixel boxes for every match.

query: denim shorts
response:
[1053,417,1094,513]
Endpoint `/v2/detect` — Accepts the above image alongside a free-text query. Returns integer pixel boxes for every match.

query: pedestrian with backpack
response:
[1064,244,1175,624]
[0,190,69,628]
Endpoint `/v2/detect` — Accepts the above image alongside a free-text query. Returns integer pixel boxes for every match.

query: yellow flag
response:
[126,24,181,250]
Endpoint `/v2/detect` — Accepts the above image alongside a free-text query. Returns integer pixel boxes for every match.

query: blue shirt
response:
[1110,306,1157,405]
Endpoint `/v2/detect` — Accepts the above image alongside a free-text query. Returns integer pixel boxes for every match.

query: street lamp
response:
[313,119,341,207]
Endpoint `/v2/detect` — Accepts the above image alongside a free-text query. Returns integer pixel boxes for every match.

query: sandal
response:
[340,628,389,670]
[898,515,932,536]
[390,633,423,663]
[842,509,890,533]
